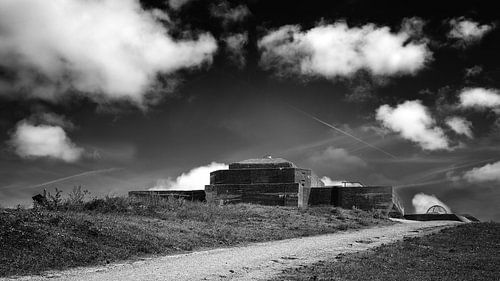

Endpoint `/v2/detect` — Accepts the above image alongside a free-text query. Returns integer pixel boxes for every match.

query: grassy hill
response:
[274,222,500,281]
[0,194,391,277]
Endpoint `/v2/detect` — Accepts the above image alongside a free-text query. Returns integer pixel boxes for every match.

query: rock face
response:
[205,156,395,214]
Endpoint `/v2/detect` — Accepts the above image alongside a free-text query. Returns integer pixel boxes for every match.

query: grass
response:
[0,195,392,277]
[273,222,500,281]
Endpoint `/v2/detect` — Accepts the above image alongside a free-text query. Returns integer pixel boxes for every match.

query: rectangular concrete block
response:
[128,190,206,201]
[205,183,299,206]
[210,168,297,185]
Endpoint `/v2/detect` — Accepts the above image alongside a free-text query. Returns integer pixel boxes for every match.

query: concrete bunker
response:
[205,157,396,214]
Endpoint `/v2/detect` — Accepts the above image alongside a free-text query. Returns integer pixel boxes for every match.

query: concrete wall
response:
[299,186,394,213]
[337,186,393,211]
[206,164,393,212]
[129,190,206,201]
[293,169,312,188]
[298,186,335,208]
[207,167,311,206]
[210,168,297,185]
[205,183,299,206]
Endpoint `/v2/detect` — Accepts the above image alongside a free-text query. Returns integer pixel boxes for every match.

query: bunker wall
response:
[205,183,299,206]
[210,168,298,185]
[128,190,206,201]
[299,186,393,212]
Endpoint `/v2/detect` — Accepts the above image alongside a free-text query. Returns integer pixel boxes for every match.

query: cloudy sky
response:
[1,0,499,221]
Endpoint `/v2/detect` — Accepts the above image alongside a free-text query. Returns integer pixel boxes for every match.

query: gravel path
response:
[3,220,460,281]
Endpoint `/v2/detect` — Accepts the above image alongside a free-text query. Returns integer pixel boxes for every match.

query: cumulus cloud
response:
[9,121,84,162]
[446,116,473,138]
[376,100,451,150]
[412,193,451,214]
[459,88,500,109]
[448,18,495,46]
[464,161,500,183]
[223,33,248,68]
[309,147,366,174]
[0,0,217,106]
[149,162,228,190]
[258,21,431,79]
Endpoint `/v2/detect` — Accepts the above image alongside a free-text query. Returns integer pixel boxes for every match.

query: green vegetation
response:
[273,222,500,281]
[0,189,391,277]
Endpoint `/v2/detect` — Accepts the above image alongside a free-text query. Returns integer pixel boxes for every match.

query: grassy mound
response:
[274,222,500,281]
[0,196,391,277]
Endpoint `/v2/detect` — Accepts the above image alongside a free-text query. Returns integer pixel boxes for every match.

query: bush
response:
[33,189,63,211]
[65,186,89,208]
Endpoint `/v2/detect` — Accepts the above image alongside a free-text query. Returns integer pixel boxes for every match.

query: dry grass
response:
[273,222,500,281]
[0,196,391,277]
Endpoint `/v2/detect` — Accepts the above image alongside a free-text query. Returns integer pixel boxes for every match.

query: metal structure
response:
[426,205,448,214]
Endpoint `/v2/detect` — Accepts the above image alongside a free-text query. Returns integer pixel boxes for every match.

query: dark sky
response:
[0,0,499,221]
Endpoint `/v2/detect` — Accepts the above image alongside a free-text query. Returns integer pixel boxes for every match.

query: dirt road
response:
[3,220,460,281]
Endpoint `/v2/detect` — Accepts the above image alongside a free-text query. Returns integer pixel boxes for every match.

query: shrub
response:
[33,189,63,211]
[65,186,90,209]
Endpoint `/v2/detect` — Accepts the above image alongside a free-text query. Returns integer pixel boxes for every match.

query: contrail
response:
[395,178,451,188]
[395,158,496,188]
[287,104,398,159]
[404,158,496,183]
[19,167,123,190]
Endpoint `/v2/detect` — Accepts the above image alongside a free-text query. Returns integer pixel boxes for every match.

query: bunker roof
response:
[229,157,297,169]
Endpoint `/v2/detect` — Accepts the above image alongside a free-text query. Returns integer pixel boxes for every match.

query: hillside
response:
[274,222,500,281]
[0,196,391,277]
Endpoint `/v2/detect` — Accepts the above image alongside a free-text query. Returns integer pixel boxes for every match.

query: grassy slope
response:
[274,222,500,281]
[0,199,391,277]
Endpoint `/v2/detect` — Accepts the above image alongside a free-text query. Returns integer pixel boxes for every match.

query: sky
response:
[0,0,499,221]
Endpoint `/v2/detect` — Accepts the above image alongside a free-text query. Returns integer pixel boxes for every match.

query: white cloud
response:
[412,193,451,214]
[0,0,217,106]
[464,161,500,183]
[376,100,451,150]
[309,147,366,174]
[459,88,500,109]
[448,18,495,46]
[446,116,473,138]
[149,162,228,190]
[9,121,84,162]
[223,33,248,68]
[258,21,431,78]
